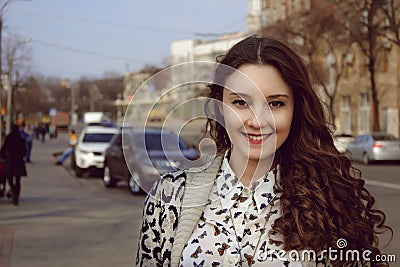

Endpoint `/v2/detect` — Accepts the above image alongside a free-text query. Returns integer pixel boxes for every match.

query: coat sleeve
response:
[135,187,163,266]
[135,171,186,267]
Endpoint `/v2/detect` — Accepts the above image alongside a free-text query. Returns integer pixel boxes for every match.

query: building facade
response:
[256,0,400,137]
[125,0,400,137]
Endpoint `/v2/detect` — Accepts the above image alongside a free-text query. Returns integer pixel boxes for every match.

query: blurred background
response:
[1,0,399,139]
[0,0,399,266]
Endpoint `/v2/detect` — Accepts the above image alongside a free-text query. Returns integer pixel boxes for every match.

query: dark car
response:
[103,128,198,194]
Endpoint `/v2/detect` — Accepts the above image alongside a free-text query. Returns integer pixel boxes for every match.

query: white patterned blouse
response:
[180,156,299,267]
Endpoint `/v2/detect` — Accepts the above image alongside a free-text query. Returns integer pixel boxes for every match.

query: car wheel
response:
[362,153,370,165]
[129,170,142,194]
[103,165,117,188]
[75,167,84,177]
[70,153,77,169]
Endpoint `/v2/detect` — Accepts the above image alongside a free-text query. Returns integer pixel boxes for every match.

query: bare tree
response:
[261,2,352,127]
[380,0,400,135]
[334,0,389,131]
[380,0,400,45]
[3,34,31,132]
[15,76,48,115]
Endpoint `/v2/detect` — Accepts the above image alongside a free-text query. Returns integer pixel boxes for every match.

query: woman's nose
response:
[246,105,272,129]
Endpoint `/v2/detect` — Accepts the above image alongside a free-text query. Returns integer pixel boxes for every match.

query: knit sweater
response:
[136,155,223,267]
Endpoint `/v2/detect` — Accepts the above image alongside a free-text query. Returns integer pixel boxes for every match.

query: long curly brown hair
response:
[205,35,392,266]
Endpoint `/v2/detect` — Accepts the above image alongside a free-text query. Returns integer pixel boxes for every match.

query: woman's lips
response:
[242,132,273,144]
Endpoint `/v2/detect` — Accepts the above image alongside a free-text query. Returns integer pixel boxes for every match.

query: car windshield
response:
[83,133,115,143]
[133,132,187,151]
[372,135,397,141]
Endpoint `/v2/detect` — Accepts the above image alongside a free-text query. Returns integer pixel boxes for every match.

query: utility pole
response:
[5,49,12,134]
[70,82,77,126]
[0,14,3,145]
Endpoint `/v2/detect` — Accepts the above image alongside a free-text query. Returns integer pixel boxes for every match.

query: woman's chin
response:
[247,150,276,162]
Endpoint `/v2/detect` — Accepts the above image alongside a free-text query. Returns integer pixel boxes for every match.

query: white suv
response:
[73,126,119,177]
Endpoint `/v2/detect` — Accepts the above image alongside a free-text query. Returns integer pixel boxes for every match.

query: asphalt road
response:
[0,133,398,266]
[354,162,400,265]
[0,133,145,267]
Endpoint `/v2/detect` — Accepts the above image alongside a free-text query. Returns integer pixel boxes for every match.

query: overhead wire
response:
[10,10,244,37]
[27,37,148,64]
[7,9,246,68]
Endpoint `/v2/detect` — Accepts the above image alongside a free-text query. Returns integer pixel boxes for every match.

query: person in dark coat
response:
[0,124,27,205]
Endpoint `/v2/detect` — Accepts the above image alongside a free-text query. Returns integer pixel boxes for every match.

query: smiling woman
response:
[221,64,294,185]
[136,36,392,267]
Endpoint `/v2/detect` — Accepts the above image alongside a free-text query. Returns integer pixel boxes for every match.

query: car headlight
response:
[78,149,94,157]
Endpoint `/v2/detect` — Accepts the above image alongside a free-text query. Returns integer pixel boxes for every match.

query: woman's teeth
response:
[248,135,266,141]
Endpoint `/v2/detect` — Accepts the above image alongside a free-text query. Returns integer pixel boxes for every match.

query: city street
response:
[0,133,145,267]
[0,133,398,266]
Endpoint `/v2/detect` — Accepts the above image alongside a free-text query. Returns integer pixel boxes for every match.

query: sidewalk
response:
[0,131,141,267]
[0,134,70,267]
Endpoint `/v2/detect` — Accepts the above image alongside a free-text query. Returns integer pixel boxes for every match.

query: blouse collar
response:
[215,154,278,214]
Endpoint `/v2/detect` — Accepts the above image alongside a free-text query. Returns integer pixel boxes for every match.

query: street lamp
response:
[0,0,30,142]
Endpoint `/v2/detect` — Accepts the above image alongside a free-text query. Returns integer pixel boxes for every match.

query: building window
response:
[341,95,351,133]
[342,52,354,78]
[359,92,370,132]
[379,49,389,72]
[343,63,349,78]
[382,107,388,132]
[360,55,369,75]
[282,2,287,19]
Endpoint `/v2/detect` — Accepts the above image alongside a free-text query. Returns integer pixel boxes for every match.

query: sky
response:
[5,0,248,80]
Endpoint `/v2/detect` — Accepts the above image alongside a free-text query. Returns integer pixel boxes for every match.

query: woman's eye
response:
[269,100,285,108]
[232,99,248,107]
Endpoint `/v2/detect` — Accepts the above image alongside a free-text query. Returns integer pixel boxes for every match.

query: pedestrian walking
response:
[0,156,6,198]
[136,36,391,266]
[0,124,27,205]
[54,129,78,165]
[49,124,58,139]
[19,123,33,163]
[37,122,46,143]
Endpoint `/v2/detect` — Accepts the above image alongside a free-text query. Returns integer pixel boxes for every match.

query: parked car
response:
[346,132,400,164]
[73,126,119,177]
[333,132,355,153]
[103,128,198,194]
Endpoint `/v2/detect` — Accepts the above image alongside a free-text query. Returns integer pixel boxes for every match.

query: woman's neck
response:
[228,153,274,187]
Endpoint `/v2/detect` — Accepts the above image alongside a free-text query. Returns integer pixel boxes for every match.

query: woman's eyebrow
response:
[266,94,290,99]
[227,92,250,98]
[228,92,290,99]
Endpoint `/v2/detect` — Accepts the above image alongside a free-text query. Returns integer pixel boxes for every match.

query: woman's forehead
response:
[222,64,292,99]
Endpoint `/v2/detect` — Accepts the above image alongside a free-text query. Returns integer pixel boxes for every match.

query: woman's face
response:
[222,64,294,166]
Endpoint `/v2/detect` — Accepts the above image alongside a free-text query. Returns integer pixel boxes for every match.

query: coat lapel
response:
[170,155,223,267]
